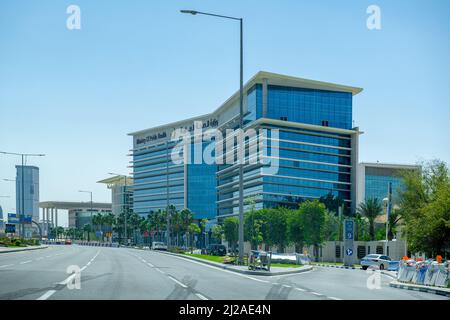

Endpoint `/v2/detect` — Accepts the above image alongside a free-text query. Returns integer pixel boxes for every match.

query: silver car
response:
[151,242,168,251]
[360,254,391,270]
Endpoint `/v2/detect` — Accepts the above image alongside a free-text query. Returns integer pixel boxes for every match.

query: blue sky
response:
[1,0,449,224]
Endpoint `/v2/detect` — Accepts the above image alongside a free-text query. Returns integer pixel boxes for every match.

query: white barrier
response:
[398,260,450,288]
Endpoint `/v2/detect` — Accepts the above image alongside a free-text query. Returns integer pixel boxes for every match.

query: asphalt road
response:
[0,245,447,300]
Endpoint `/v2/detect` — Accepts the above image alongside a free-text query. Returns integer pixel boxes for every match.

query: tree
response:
[398,160,450,257]
[223,217,239,255]
[83,224,92,242]
[187,223,201,253]
[388,209,402,240]
[300,200,327,262]
[265,208,289,253]
[357,198,383,241]
[211,225,223,243]
[287,209,305,253]
[244,206,267,250]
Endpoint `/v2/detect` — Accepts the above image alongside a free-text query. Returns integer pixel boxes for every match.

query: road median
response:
[155,250,313,276]
[0,245,49,254]
[389,280,450,297]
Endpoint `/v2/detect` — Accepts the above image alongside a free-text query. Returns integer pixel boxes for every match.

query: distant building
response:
[356,162,420,207]
[0,205,4,231]
[16,165,39,238]
[39,201,112,235]
[97,176,133,217]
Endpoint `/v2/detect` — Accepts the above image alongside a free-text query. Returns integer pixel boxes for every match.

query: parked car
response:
[151,242,168,251]
[361,254,392,270]
[64,239,72,245]
[205,244,227,256]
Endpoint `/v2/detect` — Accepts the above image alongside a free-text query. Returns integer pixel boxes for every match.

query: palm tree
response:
[83,224,92,242]
[388,209,402,240]
[179,209,193,248]
[357,198,383,241]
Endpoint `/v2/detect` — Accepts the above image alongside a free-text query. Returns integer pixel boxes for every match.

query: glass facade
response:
[132,141,185,216]
[364,167,406,204]
[131,73,360,220]
[267,85,352,129]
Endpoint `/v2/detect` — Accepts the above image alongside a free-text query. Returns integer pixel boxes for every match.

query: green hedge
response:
[0,238,41,247]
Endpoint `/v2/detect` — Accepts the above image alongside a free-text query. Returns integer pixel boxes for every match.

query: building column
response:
[351,128,361,215]
[44,208,48,236]
[55,208,58,228]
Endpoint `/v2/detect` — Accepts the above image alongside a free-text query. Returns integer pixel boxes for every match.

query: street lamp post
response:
[108,173,129,245]
[180,9,245,264]
[0,151,45,238]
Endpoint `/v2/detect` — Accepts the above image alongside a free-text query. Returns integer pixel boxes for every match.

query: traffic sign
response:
[5,224,16,233]
[346,248,353,256]
[95,230,103,237]
[7,213,19,224]
[345,220,354,240]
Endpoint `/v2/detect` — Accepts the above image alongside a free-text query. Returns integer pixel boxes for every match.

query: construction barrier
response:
[397,259,450,288]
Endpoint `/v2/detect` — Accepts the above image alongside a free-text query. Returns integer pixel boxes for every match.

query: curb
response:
[0,245,49,254]
[389,280,450,297]
[314,263,358,270]
[155,250,314,276]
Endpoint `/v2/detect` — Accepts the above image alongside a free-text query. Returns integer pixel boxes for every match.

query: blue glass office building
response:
[129,72,363,220]
[356,163,420,206]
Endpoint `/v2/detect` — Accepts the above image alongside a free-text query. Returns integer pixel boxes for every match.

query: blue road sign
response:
[345,220,354,240]
[346,248,353,256]
[7,213,19,224]
[96,230,103,237]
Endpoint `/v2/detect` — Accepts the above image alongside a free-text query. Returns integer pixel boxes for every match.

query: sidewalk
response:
[157,250,313,276]
[0,245,49,254]
[389,280,450,297]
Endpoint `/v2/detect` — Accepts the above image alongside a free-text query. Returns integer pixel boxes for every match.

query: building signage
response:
[346,248,353,256]
[136,118,219,145]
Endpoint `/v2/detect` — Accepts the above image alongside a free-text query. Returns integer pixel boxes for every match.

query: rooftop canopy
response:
[39,201,112,210]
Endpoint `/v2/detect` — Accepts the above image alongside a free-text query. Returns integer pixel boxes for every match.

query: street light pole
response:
[0,151,45,239]
[180,9,245,265]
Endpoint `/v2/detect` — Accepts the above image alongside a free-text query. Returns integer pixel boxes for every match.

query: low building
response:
[39,201,112,234]
[356,162,420,207]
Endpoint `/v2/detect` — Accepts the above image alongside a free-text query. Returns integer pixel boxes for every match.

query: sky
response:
[1,0,449,226]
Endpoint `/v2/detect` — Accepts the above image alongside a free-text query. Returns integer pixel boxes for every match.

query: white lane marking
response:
[151,252,270,284]
[295,288,306,292]
[20,260,32,264]
[36,290,57,300]
[45,255,52,258]
[282,285,292,288]
[196,293,208,300]
[147,262,154,267]
[155,268,165,274]
[328,296,342,300]
[0,264,14,268]
[168,276,188,288]
[311,292,323,296]
[50,250,100,294]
